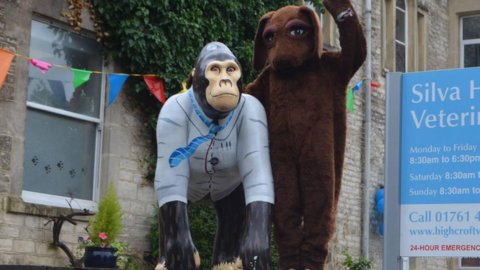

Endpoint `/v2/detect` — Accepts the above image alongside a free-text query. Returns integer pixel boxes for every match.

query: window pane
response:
[396,42,406,72]
[28,20,103,118]
[23,109,96,200]
[396,9,406,43]
[396,0,405,9]
[463,16,480,40]
[461,258,480,266]
[464,44,480,68]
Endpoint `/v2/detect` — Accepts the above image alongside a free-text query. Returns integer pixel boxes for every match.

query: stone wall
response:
[0,0,156,266]
[324,0,450,270]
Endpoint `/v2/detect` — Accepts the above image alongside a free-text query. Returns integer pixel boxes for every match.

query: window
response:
[395,0,407,72]
[305,1,324,32]
[459,257,480,269]
[461,15,480,68]
[417,9,428,71]
[22,19,104,209]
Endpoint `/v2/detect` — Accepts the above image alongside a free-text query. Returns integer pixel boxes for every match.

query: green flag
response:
[347,88,354,112]
[71,68,92,88]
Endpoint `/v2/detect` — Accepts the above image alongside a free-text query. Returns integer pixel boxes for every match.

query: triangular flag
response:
[108,74,129,107]
[353,79,364,94]
[71,68,92,88]
[178,82,188,94]
[371,80,381,92]
[29,59,52,74]
[0,48,14,90]
[143,75,166,103]
[347,88,354,112]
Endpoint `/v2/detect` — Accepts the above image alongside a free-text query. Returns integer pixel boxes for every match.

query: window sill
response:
[7,193,97,218]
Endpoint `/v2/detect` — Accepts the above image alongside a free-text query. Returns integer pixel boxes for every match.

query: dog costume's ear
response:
[299,6,323,58]
[253,11,275,72]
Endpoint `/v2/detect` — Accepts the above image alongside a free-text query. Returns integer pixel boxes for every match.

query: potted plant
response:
[78,182,124,268]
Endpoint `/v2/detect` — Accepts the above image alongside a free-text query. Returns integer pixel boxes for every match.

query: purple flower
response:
[78,236,84,242]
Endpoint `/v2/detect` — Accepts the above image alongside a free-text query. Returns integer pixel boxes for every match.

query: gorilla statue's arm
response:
[236,95,275,270]
[155,96,198,270]
[160,201,198,270]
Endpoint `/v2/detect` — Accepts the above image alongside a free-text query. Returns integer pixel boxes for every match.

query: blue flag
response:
[353,79,364,94]
[108,74,129,107]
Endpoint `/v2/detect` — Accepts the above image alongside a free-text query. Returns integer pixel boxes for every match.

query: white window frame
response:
[395,0,408,72]
[21,16,105,211]
[459,258,480,270]
[460,15,480,69]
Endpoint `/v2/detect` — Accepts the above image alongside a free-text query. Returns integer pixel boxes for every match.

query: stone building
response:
[0,0,479,269]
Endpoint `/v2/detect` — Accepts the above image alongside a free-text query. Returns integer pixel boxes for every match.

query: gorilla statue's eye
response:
[227,67,236,73]
[211,66,220,72]
[265,33,274,42]
[290,28,305,36]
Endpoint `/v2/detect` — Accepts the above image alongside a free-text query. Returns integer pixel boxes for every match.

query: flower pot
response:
[84,246,117,268]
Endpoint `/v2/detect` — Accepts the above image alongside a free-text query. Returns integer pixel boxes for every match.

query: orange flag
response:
[143,75,166,103]
[0,48,14,90]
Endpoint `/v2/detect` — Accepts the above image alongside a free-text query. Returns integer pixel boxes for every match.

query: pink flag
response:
[29,59,52,74]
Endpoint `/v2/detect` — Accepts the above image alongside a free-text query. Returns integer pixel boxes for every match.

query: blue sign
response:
[399,67,480,257]
[401,67,480,205]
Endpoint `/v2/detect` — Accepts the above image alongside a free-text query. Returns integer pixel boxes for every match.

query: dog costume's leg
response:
[298,119,336,270]
[270,135,302,270]
[212,185,246,270]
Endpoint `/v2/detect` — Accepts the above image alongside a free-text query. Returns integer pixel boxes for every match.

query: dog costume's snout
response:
[275,59,294,70]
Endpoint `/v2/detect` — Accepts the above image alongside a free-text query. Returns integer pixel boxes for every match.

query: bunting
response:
[108,74,129,107]
[347,79,383,113]
[0,47,166,106]
[71,68,92,88]
[29,59,52,74]
[178,82,188,94]
[347,88,354,112]
[0,48,14,90]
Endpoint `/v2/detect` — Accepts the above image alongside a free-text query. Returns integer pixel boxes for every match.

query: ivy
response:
[92,0,325,182]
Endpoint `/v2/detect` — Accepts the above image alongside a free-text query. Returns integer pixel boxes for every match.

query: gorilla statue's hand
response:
[240,202,273,270]
[160,201,200,270]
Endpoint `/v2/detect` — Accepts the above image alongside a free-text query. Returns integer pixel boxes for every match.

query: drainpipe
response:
[362,0,373,263]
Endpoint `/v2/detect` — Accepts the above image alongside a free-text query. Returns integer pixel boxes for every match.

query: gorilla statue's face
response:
[204,60,241,112]
[192,42,243,120]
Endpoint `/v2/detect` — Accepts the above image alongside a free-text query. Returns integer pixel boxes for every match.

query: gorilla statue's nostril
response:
[219,79,233,87]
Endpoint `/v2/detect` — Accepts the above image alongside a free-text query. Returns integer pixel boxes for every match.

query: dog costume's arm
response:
[155,96,198,270]
[245,67,270,108]
[237,95,275,269]
[324,0,367,81]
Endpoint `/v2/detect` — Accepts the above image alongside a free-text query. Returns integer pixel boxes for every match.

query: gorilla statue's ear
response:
[253,11,275,72]
[186,68,195,89]
[299,6,323,58]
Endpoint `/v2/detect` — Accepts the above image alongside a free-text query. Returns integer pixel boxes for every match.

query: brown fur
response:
[245,1,366,270]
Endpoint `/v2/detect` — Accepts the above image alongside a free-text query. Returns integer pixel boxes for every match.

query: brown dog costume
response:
[245,1,366,269]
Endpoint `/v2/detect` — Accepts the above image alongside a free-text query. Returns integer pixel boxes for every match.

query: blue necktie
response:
[169,89,234,168]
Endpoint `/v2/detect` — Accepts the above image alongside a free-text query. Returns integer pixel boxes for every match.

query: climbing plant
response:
[91,0,324,182]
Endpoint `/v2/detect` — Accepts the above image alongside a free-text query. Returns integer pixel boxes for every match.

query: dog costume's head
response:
[253,5,323,72]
